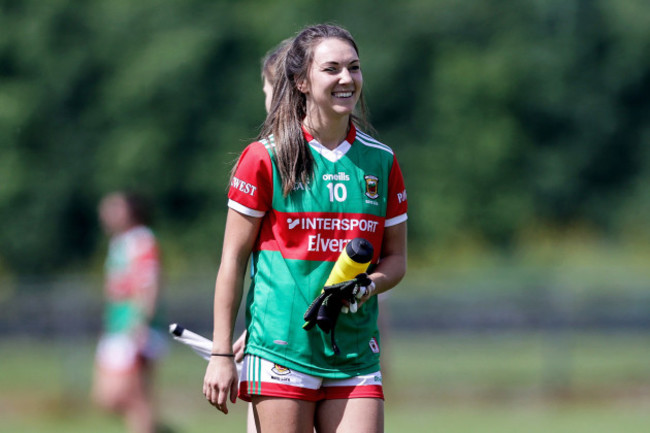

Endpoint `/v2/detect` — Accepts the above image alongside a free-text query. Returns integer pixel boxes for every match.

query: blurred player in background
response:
[92,191,167,433]
[203,24,407,432]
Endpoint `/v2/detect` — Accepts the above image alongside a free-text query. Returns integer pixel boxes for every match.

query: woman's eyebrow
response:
[319,58,360,66]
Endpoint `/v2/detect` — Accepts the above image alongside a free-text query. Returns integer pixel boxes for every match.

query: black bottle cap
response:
[345,238,374,264]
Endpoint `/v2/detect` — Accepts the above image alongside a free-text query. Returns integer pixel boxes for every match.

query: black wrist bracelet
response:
[210,353,235,357]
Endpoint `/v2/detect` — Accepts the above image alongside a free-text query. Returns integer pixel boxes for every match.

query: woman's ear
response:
[296,79,308,94]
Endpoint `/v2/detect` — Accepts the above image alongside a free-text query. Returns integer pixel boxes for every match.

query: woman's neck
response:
[112,222,139,237]
[303,114,350,150]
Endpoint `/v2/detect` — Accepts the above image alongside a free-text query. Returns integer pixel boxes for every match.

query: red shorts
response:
[238,354,384,402]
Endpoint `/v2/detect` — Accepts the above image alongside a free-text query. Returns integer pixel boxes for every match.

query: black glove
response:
[303,273,372,355]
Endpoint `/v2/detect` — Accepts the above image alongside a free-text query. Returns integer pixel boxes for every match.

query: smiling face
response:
[299,37,362,121]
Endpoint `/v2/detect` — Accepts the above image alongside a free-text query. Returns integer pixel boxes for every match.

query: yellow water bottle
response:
[302,238,375,346]
[325,238,374,286]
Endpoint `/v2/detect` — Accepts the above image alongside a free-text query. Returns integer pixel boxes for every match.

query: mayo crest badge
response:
[364,175,379,199]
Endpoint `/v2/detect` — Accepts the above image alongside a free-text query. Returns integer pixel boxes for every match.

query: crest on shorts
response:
[271,364,291,375]
[364,175,379,199]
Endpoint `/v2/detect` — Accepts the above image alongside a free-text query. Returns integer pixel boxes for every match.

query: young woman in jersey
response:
[203,24,407,433]
[93,191,166,433]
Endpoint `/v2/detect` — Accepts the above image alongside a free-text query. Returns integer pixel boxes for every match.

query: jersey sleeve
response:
[385,155,408,227]
[228,141,273,217]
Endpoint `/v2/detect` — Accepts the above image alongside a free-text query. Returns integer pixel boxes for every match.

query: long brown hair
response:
[259,24,372,196]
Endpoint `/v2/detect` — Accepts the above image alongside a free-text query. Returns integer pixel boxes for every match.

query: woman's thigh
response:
[93,366,139,410]
[251,396,316,433]
[315,398,384,433]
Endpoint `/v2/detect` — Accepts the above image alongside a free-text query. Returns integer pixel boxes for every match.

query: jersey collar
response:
[302,123,357,163]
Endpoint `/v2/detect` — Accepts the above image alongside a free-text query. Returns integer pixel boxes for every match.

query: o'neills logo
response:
[364,175,379,199]
[322,172,350,181]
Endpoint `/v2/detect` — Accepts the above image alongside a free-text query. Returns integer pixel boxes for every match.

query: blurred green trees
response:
[1,0,649,276]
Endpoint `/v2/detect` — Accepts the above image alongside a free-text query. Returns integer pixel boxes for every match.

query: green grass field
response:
[2,331,650,432]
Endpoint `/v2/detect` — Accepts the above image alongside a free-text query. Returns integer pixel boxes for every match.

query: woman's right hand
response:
[203,356,239,414]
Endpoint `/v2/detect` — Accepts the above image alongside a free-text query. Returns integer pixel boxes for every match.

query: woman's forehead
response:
[312,38,359,64]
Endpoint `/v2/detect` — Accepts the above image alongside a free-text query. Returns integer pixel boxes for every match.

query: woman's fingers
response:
[230,379,239,404]
[203,360,238,414]
[204,380,232,413]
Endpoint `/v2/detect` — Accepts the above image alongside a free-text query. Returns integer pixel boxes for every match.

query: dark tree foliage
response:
[1,0,649,276]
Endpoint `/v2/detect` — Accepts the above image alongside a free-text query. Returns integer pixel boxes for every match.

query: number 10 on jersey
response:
[326,183,347,202]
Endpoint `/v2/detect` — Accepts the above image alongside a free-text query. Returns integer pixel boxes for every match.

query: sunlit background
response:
[2,1,650,432]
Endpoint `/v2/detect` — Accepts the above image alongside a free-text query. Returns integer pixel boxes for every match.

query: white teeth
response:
[333,92,353,98]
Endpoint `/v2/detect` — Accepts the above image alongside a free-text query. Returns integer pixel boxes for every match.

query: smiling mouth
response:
[332,91,354,98]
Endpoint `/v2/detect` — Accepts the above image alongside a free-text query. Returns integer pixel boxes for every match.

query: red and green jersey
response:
[104,226,160,334]
[228,124,407,378]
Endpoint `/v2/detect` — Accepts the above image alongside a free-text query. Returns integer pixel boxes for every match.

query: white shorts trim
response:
[238,354,384,402]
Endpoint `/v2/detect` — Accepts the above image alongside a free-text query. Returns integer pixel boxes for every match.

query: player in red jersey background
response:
[93,191,167,433]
